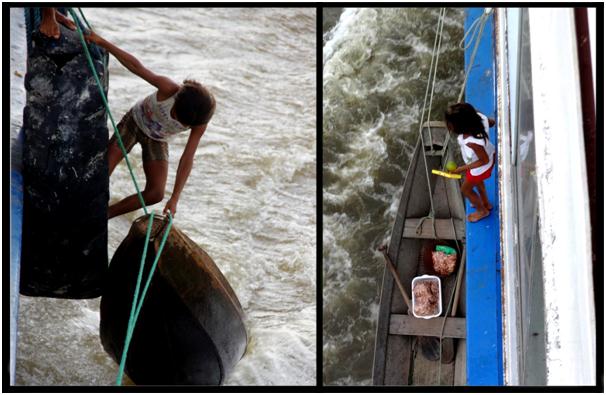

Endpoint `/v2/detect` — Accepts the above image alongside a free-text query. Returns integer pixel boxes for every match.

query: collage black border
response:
[2,2,604,393]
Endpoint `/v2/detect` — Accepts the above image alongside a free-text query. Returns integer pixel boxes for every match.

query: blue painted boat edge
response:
[464,8,504,386]
[10,130,24,386]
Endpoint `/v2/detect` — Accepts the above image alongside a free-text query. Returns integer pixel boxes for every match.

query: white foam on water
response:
[323,8,361,66]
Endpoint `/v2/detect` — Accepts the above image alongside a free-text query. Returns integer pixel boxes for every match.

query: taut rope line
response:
[68,8,177,385]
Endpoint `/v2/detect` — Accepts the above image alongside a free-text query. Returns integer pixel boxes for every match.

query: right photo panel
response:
[323,6,598,388]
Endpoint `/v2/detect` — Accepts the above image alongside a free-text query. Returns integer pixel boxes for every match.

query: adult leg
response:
[108,160,168,219]
[461,180,490,222]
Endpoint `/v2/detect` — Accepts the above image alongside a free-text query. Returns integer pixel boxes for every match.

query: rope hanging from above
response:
[442,7,494,170]
[457,8,494,103]
[68,8,176,384]
[116,212,174,386]
[414,7,447,239]
[437,8,493,382]
[413,7,494,234]
[68,8,148,215]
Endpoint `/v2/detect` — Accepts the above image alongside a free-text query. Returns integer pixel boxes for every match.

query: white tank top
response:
[457,113,496,176]
[131,92,189,142]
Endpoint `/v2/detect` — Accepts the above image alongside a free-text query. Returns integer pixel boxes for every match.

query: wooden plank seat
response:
[403,218,465,240]
[389,314,466,339]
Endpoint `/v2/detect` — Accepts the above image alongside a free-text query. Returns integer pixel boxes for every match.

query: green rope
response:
[77,7,92,29]
[67,9,176,384]
[67,8,148,215]
[116,211,155,385]
[116,211,173,385]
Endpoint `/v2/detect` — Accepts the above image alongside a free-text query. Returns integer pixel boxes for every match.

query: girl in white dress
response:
[445,103,496,223]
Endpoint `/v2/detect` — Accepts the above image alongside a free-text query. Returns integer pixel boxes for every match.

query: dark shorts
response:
[110,109,169,162]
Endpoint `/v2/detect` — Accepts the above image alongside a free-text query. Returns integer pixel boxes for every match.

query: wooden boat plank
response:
[402,218,465,240]
[387,137,423,260]
[389,315,466,338]
[373,138,425,384]
[433,175,465,219]
[383,335,412,385]
[390,239,423,314]
[421,123,449,153]
[443,170,466,221]
[422,120,447,128]
[372,261,394,384]
[411,339,455,385]
[454,339,467,385]
[405,156,442,220]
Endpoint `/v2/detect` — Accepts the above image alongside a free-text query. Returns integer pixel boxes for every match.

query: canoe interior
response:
[373,123,467,385]
[100,215,247,385]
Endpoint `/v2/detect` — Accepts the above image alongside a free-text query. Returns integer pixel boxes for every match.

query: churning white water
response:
[11,7,316,386]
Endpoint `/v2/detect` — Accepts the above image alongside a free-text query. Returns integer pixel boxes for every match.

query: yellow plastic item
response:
[432,169,462,179]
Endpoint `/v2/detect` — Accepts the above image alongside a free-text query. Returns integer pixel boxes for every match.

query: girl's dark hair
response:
[173,79,216,127]
[444,102,488,140]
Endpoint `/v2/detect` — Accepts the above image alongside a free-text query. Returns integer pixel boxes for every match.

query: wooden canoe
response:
[100,214,247,385]
[372,122,467,385]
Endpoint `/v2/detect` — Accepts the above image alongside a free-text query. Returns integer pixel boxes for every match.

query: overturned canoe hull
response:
[20,19,109,299]
[100,215,247,385]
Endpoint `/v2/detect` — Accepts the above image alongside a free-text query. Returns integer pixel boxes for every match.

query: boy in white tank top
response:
[85,30,215,219]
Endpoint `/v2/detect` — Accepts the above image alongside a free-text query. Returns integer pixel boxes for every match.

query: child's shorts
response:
[465,153,496,184]
[110,109,169,162]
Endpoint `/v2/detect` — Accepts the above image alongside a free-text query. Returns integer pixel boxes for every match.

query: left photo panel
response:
[8,7,317,386]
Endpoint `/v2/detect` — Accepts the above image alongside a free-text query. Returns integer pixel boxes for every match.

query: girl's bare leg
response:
[461,180,490,222]
[476,181,493,210]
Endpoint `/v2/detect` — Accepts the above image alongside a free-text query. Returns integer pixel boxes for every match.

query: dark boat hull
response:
[20,20,109,299]
[100,215,247,385]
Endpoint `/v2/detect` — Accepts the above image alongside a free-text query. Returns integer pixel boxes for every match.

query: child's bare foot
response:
[468,210,490,223]
[39,9,60,39]
[39,9,75,39]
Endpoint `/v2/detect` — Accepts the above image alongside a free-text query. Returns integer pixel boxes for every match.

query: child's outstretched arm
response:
[85,30,178,97]
[163,124,207,216]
